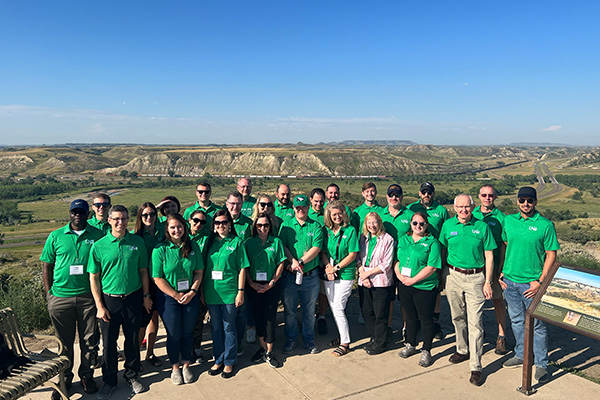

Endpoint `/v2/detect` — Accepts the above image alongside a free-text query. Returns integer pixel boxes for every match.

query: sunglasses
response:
[518,198,535,204]
[420,191,432,196]
[196,190,211,195]
[256,223,270,228]
[259,202,273,208]
[141,212,156,218]
[480,194,495,198]
[412,221,426,227]
[214,220,229,226]
[94,202,111,208]
[191,218,206,225]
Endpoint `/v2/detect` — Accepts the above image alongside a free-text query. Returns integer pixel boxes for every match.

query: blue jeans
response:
[281,269,320,343]
[207,303,238,366]
[235,293,254,346]
[156,291,200,365]
[504,277,548,368]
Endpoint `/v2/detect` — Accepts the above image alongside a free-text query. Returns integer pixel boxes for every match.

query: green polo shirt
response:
[183,201,221,222]
[241,196,257,218]
[396,235,442,291]
[40,223,105,297]
[231,214,252,241]
[408,200,449,239]
[365,235,378,267]
[131,223,165,259]
[279,217,324,273]
[203,235,250,305]
[87,232,148,295]
[323,225,360,280]
[274,201,295,222]
[151,241,204,291]
[87,216,110,236]
[502,211,560,283]
[244,235,286,282]
[439,216,497,269]
[473,206,505,266]
[189,231,208,248]
[308,208,325,226]
[351,201,384,232]
[381,206,415,242]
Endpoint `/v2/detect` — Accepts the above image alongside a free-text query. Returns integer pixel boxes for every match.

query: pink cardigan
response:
[357,232,395,288]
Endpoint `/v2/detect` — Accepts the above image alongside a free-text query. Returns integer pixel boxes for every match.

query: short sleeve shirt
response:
[87,216,110,236]
[203,235,250,305]
[396,235,442,291]
[233,214,253,241]
[244,236,287,282]
[351,201,384,232]
[323,225,360,280]
[183,201,221,223]
[308,208,325,226]
[151,241,204,291]
[241,196,257,218]
[274,201,295,222]
[87,232,148,295]
[473,206,505,265]
[278,217,324,273]
[408,200,449,239]
[381,206,415,243]
[502,211,560,283]
[132,224,165,259]
[40,223,105,297]
[439,216,497,269]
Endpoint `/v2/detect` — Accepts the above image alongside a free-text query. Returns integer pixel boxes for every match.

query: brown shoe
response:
[469,371,483,386]
[495,335,507,355]
[448,352,469,364]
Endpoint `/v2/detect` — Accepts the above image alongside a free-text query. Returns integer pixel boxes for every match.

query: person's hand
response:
[483,282,493,300]
[400,275,414,286]
[327,272,336,281]
[143,296,153,313]
[362,278,372,288]
[178,291,195,305]
[290,259,303,273]
[97,305,110,322]
[358,266,369,281]
[325,263,335,275]
[524,280,541,299]
[235,291,245,307]
[498,273,508,290]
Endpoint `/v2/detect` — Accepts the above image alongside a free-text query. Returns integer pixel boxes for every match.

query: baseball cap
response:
[420,182,435,193]
[293,195,309,207]
[517,186,537,200]
[70,199,89,213]
[387,184,403,196]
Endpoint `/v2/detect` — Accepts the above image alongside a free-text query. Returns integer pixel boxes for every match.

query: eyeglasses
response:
[412,221,426,227]
[94,203,111,208]
[518,198,535,204]
[259,202,273,208]
[196,190,210,195]
[191,218,206,225]
[227,201,242,207]
[256,223,270,228]
[109,217,127,222]
[141,212,156,219]
[480,194,495,198]
[214,220,229,226]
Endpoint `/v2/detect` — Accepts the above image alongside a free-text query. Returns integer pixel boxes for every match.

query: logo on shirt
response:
[472,229,480,235]
[128,246,138,251]
[529,226,538,232]
[190,251,195,256]
[266,247,275,252]
[306,232,315,237]
[431,213,440,217]
[226,246,236,251]
[488,221,497,226]
[421,243,428,247]
[84,239,95,245]
[401,219,409,224]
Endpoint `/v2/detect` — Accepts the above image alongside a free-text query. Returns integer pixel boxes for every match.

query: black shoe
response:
[208,365,224,376]
[469,371,483,386]
[221,367,235,379]
[363,339,375,351]
[265,352,282,368]
[317,318,328,335]
[251,347,266,363]
[449,352,469,364]
[366,346,386,355]
[81,376,98,394]
[434,322,444,340]
[51,390,62,400]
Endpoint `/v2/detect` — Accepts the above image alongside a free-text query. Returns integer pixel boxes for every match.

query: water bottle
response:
[295,270,303,285]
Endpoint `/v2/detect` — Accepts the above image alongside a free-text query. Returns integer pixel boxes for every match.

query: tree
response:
[168,170,175,177]
[571,191,583,201]
[129,171,138,178]
[120,170,129,177]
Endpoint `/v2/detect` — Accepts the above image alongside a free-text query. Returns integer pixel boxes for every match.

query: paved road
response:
[533,161,562,198]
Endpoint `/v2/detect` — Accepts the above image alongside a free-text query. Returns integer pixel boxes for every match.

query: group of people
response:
[40,177,559,399]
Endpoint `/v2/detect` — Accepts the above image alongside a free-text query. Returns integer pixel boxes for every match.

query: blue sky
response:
[1,1,599,145]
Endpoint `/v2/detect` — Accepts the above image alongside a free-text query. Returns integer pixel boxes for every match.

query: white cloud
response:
[542,125,562,132]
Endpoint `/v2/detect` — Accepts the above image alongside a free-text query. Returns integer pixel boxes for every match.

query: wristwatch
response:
[143,293,151,299]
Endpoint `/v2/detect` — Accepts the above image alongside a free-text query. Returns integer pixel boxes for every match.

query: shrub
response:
[0,272,51,332]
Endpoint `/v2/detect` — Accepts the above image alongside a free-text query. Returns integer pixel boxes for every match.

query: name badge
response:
[70,265,84,275]
[401,267,412,277]
[450,231,458,236]
[329,257,335,266]
[212,270,224,280]
[177,280,190,291]
[256,272,268,281]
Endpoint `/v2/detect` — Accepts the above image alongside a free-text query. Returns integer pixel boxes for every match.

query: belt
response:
[287,268,316,277]
[103,291,135,298]
[448,264,483,275]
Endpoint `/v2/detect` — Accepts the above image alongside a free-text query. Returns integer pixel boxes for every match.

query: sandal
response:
[329,338,341,348]
[332,344,350,357]
[146,354,162,367]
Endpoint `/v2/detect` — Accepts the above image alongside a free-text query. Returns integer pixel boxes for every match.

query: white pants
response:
[324,279,354,344]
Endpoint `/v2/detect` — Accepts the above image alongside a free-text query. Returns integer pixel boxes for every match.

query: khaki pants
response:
[446,268,485,372]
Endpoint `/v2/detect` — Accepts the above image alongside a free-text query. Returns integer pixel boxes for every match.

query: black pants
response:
[192,302,209,350]
[99,289,142,386]
[359,285,393,350]
[246,283,279,344]
[397,282,438,351]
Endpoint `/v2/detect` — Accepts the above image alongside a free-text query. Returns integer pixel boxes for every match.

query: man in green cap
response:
[41,199,104,397]
[279,194,323,355]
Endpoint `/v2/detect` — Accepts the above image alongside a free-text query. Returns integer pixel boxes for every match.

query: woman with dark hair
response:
[244,213,285,368]
[156,196,181,223]
[133,202,164,367]
[203,209,249,379]
[152,214,204,384]
[188,209,209,364]
[188,209,209,243]
[395,212,442,367]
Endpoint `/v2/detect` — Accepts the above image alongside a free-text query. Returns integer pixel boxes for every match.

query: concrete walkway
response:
[21,292,599,400]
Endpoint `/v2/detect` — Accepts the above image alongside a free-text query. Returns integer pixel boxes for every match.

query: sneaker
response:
[246,327,257,344]
[419,350,433,367]
[96,384,114,400]
[398,343,419,359]
[304,341,318,354]
[535,367,549,383]
[182,367,194,384]
[317,318,328,335]
[283,338,297,354]
[237,344,244,357]
[193,348,204,364]
[171,369,183,385]
[126,376,145,394]
[503,356,523,368]
[251,347,266,363]
[265,352,282,368]
[433,322,444,340]
[358,313,365,325]
[140,338,147,350]
[495,335,507,355]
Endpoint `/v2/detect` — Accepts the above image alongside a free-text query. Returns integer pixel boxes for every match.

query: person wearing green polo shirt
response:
[351,182,384,232]
[250,194,283,232]
[274,183,294,221]
[88,205,152,399]
[156,196,181,223]
[236,177,257,218]
[320,201,359,357]
[439,194,495,387]
[41,199,104,396]
[203,209,249,379]
[88,192,111,235]
[499,187,559,384]
[473,184,508,355]
[152,214,204,385]
[381,184,414,242]
[188,209,209,244]
[325,183,353,218]
[309,187,329,335]
[395,212,442,368]
[279,195,324,355]
[182,182,221,223]
[245,213,286,368]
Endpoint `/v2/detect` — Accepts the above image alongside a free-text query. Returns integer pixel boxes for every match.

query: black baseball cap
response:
[517,186,537,200]
[70,199,89,213]
[387,184,403,196]
[420,182,435,193]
